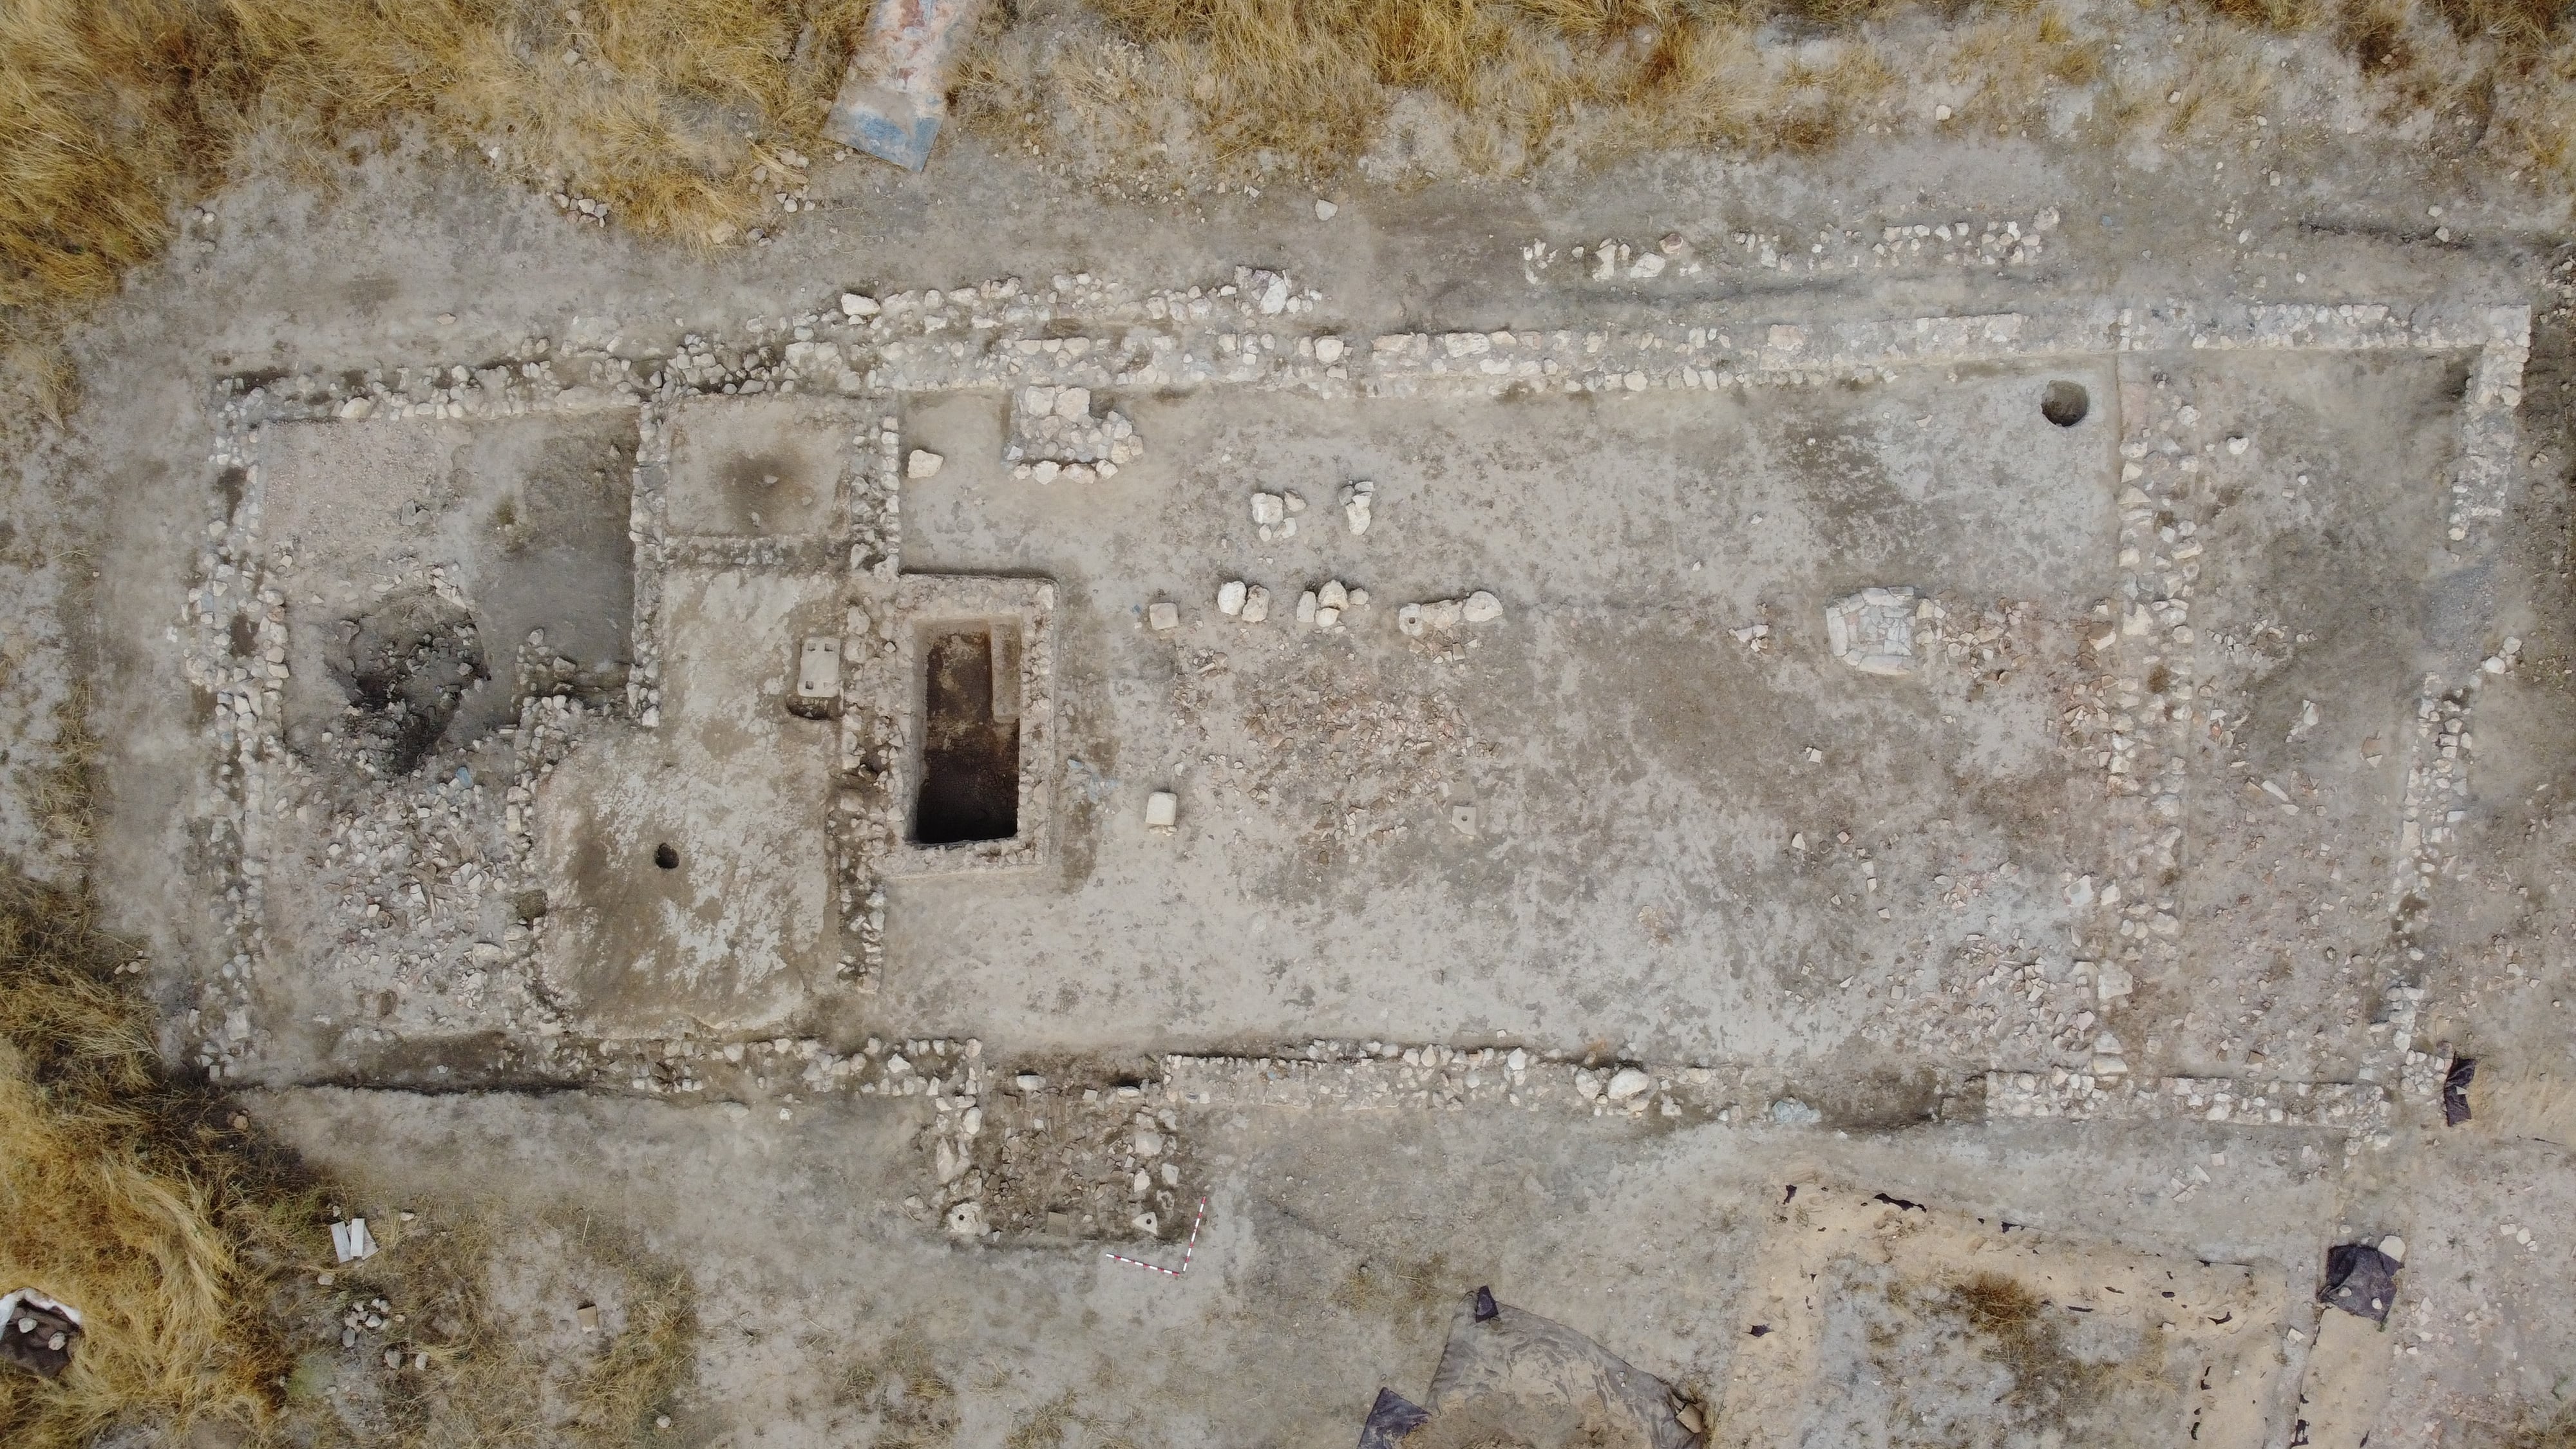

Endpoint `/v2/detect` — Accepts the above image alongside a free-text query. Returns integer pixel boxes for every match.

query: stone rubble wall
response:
[1983,1069,2389,1129]
[182,284,2530,1086]
[1166,1043,1829,1126]
[1524,213,2065,289]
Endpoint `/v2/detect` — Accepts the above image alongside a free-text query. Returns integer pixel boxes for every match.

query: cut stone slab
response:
[1824,586,1926,675]
[1144,791,1178,829]
[795,637,842,701]
[823,0,985,171]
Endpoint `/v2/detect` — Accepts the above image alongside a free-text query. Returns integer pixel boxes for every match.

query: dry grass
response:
[958,0,2576,190]
[365,1207,699,1448]
[838,1332,961,1447]
[2500,1406,2576,1449]
[0,0,875,320]
[0,876,315,1446]
[959,0,1937,175]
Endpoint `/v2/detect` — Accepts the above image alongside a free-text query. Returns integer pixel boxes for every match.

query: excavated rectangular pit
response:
[915,627,1021,846]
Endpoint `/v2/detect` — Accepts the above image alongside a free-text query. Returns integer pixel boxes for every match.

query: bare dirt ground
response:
[6,55,2576,1449]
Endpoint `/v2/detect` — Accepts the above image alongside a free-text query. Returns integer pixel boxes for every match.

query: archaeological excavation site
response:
[8,1,2576,1446]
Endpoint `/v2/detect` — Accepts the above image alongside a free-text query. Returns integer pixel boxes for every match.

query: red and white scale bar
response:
[1104,1197,1208,1278]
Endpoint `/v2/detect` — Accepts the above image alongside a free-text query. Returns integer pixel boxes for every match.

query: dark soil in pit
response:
[916,629,1019,846]
[328,587,488,777]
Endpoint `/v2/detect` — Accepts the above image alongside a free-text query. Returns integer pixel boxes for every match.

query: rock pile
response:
[1294,579,1365,629]
[1217,580,1271,623]
[928,1073,1197,1245]
[1340,480,1374,535]
[1004,385,1142,482]
[1824,587,1926,674]
[1250,488,1303,540]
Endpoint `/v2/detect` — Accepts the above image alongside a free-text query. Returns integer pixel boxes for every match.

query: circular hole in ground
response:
[2041,380,2090,428]
[653,843,679,870]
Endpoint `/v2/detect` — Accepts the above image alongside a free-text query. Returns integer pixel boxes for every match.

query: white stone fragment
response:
[1340,479,1376,537]
[1461,591,1502,623]
[1240,585,1272,623]
[1147,601,1179,632]
[1296,590,1319,626]
[840,292,880,317]
[906,448,943,479]
[1315,336,1346,365]
[1605,1068,1652,1102]
[1218,580,1247,616]
[331,1218,377,1264]
[1144,791,1178,829]
[1318,580,1348,611]
[1251,492,1286,527]
[1314,199,1338,221]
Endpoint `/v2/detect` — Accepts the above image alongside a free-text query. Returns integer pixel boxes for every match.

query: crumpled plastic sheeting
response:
[2320,1243,2402,1325]
[1356,1387,1432,1449]
[1416,1291,1701,1448]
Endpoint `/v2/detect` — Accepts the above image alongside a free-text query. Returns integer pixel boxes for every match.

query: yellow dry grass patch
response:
[0,871,701,1445]
[0,878,308,1445]
[957,0,1946,179]
[0,0,873,319]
